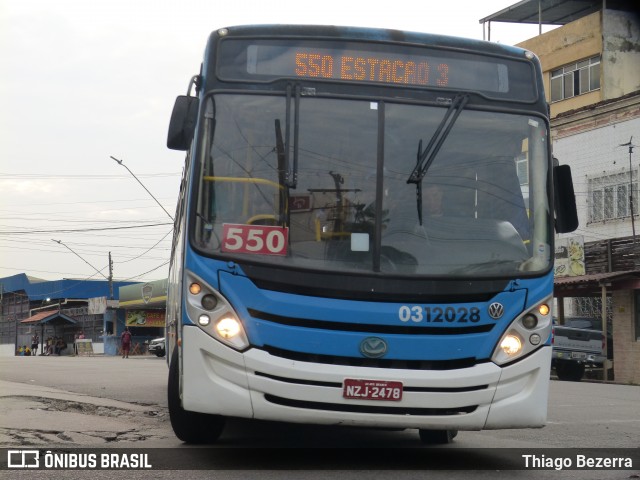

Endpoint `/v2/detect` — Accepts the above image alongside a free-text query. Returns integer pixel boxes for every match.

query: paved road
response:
[0,355,638,479]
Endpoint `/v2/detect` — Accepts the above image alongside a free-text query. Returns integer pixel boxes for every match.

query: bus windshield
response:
[194,92,551,277]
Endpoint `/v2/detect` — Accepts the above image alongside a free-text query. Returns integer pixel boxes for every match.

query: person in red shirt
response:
[121,327,132,359]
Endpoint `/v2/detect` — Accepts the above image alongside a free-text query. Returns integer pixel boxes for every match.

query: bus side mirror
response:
[553,164,579,233]
[167,95,199,151]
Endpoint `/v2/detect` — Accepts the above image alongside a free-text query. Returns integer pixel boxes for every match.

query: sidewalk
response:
[0,379,170,447]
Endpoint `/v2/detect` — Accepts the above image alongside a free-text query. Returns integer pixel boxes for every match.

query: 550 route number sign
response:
[222,224,289,256]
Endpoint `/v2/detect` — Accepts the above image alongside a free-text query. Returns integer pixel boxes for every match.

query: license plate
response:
[571,352,587,359]
[343,379,403,401]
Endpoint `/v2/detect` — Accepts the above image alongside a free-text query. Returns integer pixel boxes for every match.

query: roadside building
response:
[0,273,134,356]
[106,279,168,356]
[482,0,640,382]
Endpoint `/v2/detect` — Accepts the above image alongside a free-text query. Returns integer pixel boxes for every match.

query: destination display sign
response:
[217,38,536,100]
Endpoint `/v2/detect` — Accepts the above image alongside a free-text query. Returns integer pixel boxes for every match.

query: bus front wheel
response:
[418,429,458,444]
[168,349,226,443]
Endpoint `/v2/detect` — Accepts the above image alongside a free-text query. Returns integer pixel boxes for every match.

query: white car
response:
[148,337,166,357]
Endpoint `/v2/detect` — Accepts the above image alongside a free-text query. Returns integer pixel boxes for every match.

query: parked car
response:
[552,317,612,381]
[148,337,166,357]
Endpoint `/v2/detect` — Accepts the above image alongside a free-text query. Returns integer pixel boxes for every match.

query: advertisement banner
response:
[88,297,107,315]
[554,236,585,277]
[125,310,165,327]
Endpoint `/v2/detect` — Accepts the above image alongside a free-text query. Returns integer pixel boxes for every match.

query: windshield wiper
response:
[278,84,300,189]
[450,259,522,275]
[274,118,289,227]
[407,94,469,185]
[290,84,300,189]
[274,84,301,228]
[407,93,469,225]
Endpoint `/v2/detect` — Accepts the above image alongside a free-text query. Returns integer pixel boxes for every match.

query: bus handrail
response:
[203,176,283,190]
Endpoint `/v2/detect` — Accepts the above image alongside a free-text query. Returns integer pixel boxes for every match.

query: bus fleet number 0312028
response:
[398,305,482,323]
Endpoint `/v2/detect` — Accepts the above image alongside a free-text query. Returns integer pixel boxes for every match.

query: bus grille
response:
[264,394,477,416]
[248,308,494,335]
[261,345,484,370]
[255,371,489,392]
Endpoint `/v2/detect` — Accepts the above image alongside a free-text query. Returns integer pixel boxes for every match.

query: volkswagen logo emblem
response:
[360,337,388,358]
[488,302,505,319]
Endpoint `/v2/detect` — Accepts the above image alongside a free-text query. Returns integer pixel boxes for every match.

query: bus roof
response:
[207,24,530,59]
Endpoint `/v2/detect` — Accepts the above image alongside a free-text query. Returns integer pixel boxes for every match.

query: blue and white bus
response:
[165,25,578,444]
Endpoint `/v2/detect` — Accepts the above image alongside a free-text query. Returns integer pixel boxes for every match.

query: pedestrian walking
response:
[31,333,39,356]
[121,327,132,358]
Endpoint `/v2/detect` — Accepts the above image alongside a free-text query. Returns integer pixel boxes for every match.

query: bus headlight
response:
[184,271,249,351]
[500,334,522,356]
[491,296,552,366]
[216,317,242,339]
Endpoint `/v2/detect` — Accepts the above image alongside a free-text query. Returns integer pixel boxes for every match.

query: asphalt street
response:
[0,355,638,479]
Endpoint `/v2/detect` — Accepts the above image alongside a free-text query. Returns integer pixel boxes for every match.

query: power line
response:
[51,239,109,280]
[0,223,172,235]
[0,172,179,179]
[0,196,177,209]
[110,156,175,221]
[121,261,170,281]
[116,229,173,264]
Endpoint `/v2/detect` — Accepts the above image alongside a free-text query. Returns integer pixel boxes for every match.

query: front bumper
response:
[552,349,604,365]
[181,325,551,430]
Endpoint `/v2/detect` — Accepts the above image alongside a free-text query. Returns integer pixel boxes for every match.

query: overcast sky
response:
[0,0,558,282]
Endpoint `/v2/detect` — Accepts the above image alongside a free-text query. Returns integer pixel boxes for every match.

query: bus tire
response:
[555,361,584,382]
[168,348,226,443]
[418,429,458,444]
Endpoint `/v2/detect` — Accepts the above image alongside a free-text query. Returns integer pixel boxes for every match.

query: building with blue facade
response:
[0,273,135,356]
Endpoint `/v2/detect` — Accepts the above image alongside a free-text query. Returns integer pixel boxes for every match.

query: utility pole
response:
[104,252,116,348]
[618,137,637,243]
[108,252,114,300]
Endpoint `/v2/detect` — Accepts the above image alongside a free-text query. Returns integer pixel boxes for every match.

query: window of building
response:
[588,170,638,223]
[550,56,600,102]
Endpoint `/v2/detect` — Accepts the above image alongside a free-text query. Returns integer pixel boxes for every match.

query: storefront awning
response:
[481,0,595,26]
[554,270,640,297]
[21,310,77,325]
